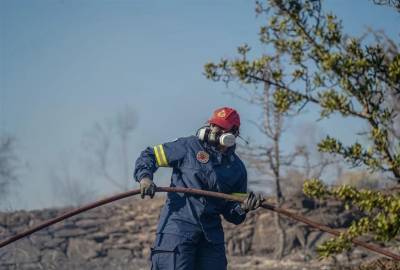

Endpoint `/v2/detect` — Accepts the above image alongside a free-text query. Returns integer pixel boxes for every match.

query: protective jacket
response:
[134,135,247,243]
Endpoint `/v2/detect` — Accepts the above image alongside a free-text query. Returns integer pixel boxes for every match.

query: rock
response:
[3,212,31,228]
[0,240,40,264]
[67,238,100,260]
[0,213,7,226]
[31,208,58,221]
[301,197,316,209]
[105,227,129,235]
[54,228,87,238]
[49,221,77,232]
[251,213,276,254]
[0,224,8,234]
[142,246,151,258]
[87,231,109,243]
[107,249,132,261]
[104,242,140,251]
[75,218,106,229]
[41,250,68,269]
[18,262,45,270]
[0,225,10,240]
[0,195,369,269]
[29,234,53,249]
[44,238,66,250]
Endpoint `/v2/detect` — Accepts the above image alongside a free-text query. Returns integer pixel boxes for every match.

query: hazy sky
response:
[1,0,399,210]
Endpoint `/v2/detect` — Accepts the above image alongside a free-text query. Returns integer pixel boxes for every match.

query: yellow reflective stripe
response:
[231,192,247,197]
[153,144,168,167]
[153,146,163,167]
[158,144,168,166]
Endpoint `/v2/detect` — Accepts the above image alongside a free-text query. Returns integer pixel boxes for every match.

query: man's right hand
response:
[140,177,156,199]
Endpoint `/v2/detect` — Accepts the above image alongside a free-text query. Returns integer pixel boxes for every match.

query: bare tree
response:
[0,135,19,206]
[371,0,400,11]
[238,75,336,258]
[50,153,97,207]
[365,30,400,143]
[238,78,289,259]
[83,106,137,192]
[205,0,400,259]
[115,107,137,190]
[334,170,382,190]
[280,123,340,198]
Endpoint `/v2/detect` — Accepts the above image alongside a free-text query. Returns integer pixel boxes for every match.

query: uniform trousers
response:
[150,232,227,270]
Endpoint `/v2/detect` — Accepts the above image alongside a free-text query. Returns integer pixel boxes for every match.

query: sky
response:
[1,0,399,210]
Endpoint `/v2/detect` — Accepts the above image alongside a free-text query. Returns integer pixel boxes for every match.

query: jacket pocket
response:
[151,233,180,252]
[151,235,180,270]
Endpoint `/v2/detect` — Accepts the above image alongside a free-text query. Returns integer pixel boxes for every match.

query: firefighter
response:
[134,107,264,270]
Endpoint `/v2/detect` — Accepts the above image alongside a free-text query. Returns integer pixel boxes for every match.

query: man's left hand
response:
[241,192,264,213]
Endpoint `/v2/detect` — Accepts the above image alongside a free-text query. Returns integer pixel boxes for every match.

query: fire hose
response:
[0,186,399,261]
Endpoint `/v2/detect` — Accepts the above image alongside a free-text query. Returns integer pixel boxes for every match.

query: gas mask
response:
[197,125,237,148]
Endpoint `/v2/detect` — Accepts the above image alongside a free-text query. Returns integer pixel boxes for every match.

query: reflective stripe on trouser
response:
[150,233,227,270]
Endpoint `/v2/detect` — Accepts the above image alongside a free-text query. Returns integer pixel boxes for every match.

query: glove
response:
[241,192,264,213]
[139,177,156,199]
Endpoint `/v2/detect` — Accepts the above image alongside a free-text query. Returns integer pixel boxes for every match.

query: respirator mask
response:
[197,125,238,148]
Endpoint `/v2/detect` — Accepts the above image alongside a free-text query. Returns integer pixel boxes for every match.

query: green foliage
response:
[273,88,302,113]
[388,54,400,83]
[303,178,329,199]
[318,137,384,170]
[318,89,351,117]
[204,0,400,259]
[316,234,352,258]
[304,179,400,257]
[318,136,343,153]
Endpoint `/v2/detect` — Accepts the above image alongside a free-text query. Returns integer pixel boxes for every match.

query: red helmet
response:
[208,107,241,131]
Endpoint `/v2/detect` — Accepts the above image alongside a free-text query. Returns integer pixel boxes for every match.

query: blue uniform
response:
[134,136,247,270]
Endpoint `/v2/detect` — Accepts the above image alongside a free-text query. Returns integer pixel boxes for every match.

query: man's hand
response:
[241,192,264,213]
[139,177,156,199]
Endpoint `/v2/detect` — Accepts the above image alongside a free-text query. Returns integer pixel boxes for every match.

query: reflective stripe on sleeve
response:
[158,144,168,166]
[153,144,168,167]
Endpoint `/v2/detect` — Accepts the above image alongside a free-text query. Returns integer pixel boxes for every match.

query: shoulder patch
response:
[196,151,209,164]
